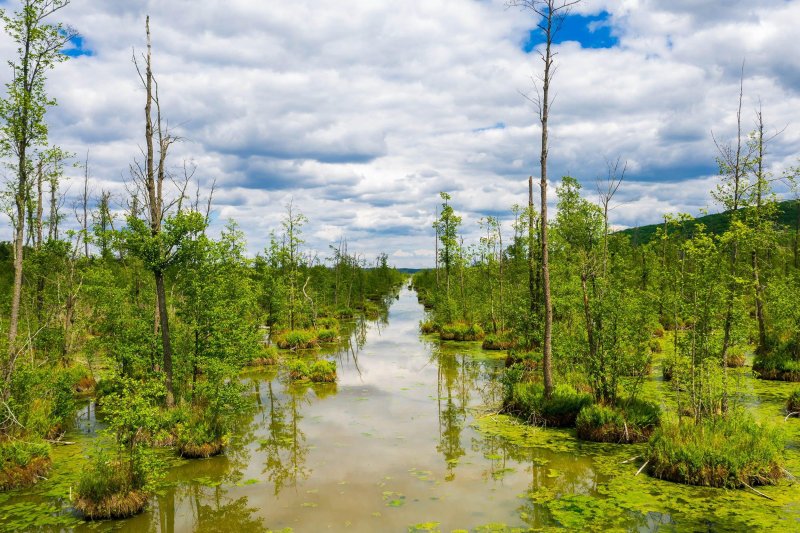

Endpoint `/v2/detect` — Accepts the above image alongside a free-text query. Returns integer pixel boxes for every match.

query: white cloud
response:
[0,0,797,267]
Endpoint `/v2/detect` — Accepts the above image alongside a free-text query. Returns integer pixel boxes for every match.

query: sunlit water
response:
[2,287,799,532]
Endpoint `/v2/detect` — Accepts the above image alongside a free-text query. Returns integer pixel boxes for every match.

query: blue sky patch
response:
[523,11,617,52]
[62,35,93,57]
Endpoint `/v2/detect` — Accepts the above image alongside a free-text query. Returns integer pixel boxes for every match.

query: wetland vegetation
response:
[0,0,799,532]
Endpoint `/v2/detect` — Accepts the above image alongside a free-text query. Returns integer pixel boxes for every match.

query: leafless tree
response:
[508,0,582,399]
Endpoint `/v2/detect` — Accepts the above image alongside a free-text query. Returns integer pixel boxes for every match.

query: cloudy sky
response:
[0,0,798,267]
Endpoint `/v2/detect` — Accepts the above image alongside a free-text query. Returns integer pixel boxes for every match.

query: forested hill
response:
[618,199,800,244]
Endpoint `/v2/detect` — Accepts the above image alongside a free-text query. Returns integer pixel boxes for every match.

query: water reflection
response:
[257,380,311,495]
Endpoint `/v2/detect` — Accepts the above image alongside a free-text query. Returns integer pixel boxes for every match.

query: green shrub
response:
[0,440,51,491]
[247,345,279,366]
[75,452,148,519]
[286,358,337,383]
[504,382,592,427]
[419,320,439,334]
[788,389,800,413]
[576,400,661,444]
[753,340,800,381]
[309,360,337,383]
[440,322,485,342]
[276,329,318,350]
[177,416,225,458]
[649,340,662,354]
[482,334,514,351]
[316,328,338,343]
[647,413,785,488]
[336,306,354,318]
[316,317,340,331]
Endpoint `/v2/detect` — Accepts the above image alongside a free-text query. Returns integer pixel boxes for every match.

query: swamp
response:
[2,1,800,532]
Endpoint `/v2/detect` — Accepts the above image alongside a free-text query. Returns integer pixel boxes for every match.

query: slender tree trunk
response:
[155,270,174,406]
[540,29,554,400]
[528,176,536,317]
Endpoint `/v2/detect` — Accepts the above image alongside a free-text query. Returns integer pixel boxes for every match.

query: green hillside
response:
[618,199,800,244]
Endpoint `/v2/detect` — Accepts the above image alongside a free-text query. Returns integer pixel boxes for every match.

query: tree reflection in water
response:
[258,379,311,495]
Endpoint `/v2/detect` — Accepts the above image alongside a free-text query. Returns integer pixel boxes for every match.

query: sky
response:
[0,0,798,268]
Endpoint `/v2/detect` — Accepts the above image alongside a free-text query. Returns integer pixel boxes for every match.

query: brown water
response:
[2,287,799,532]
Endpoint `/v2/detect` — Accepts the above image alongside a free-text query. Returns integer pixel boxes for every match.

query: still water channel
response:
[1,286,799,532]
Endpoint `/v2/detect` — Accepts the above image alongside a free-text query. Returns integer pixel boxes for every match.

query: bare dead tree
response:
[132,16,180,406]
[509,0,582,399]
[596,157,626,277]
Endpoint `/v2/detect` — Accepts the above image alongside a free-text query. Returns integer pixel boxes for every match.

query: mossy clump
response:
[504,351,540,371]
[653,325,665,338]
[752,339,800,381]
[316,328,338,343]
[503,382,592,427]
[247,345,279,366]
[286,358,337,383]
[75,459,147,520]
[576,400,661,444]
[482,334,515,351]
[649,340,662,354]
[316,317,340,331]
[787,389,800,413]
[0,440,51,491]
[276,329,319,350]
[419,320,439,334]
[726,350,746,368]
[177,417,226,458]
[646,413,785,488]
[440,322,485,342]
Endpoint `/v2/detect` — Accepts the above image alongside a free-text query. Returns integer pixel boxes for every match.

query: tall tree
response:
[0,0,75,390]
[509,0,581,399]
[128,16,181,406]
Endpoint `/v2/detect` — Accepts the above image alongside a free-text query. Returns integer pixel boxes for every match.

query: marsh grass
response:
[503,381,592,427]
[787,389,800,413]
[482,333,515,351]
[286,358,337,383]
[576,400,661,444]
[276,330,319,350]
[647,413,785,488]
[0,441,51,491]
[439,322,485,342]
[75,459,147,519]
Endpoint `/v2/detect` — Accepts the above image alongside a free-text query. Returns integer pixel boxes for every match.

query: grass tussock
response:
[247,346,279,366]
[503,382,592,428]
[75,459,148,519]
[787,389,800,413]
[178,439,225,459]
[286,358,337,383]
[647,413,785,488]
[576,400,661,444]
[753,340,800,381]
[726,351,746,368]
[439,322,485,342]
[419,320,439,334]
[0,441,51,491]
[482,334,515,351]
[275,329,319,350]
[75,490,147,520]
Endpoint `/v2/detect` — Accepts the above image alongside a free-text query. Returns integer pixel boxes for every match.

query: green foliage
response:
[6,364,85,438]
[77,449,141,501]
[787,389,800,413]
[276,329,318,350]
[439,322,485,342]
[576,400,661,443]
[286,358,336,383]
[504,382,592,427]
[0,440,50,491]
[647,412,785,488]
